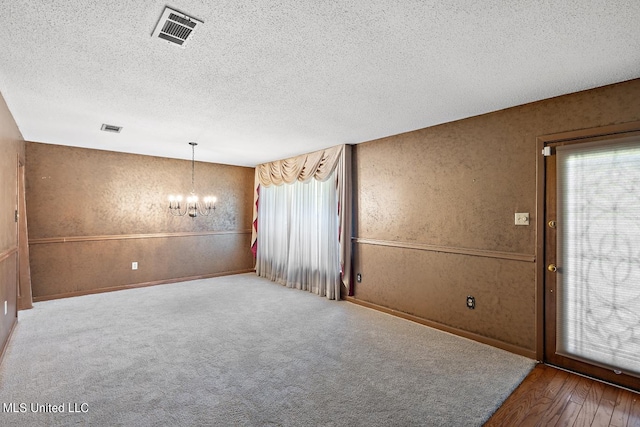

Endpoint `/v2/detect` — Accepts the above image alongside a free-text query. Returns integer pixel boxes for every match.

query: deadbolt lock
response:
[548,220,557,229]
[548,264,557,272]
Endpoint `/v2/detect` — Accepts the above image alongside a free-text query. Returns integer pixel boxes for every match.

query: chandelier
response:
[168,142,216,217]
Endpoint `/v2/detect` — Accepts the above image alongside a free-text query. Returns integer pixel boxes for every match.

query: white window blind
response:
[556,137,640,377]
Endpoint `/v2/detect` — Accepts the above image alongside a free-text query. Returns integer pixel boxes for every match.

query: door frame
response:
[535,120,640,363]
[17,156,32,310]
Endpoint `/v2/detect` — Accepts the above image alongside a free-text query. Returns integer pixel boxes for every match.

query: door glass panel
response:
[556,138,640,377]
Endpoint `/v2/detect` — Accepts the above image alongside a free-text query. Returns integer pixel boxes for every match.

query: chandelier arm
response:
[169,201,187,216]
[197,204,213,216]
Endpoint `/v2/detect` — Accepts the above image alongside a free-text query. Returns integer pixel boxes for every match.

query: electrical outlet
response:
[466,296,475,309]
[356,273,362,283]
[132,262,138,270]
[515,213,530,226]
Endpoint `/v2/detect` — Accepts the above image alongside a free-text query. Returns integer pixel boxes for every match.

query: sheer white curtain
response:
[256,169,340,299]
[255,183,290,283]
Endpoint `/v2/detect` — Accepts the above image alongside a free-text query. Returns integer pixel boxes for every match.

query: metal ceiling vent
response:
[152,7,203,47]
[101,123,122,133]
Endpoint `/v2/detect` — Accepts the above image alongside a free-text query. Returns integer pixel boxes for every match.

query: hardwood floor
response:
[485,364,640,427]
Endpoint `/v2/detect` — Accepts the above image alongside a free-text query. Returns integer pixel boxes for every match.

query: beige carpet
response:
[0,273,534,426]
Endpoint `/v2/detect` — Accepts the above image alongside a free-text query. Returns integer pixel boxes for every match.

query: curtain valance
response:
[256,145,343,186]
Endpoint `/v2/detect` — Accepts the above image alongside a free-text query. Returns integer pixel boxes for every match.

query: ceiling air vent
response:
[152,7,203,48]
[101,124,122,133]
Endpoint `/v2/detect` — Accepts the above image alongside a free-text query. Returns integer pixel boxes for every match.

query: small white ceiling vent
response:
[152,7,203,48]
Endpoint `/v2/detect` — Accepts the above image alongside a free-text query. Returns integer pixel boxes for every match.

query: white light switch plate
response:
[515,213,530,226]
[132,262,138,270]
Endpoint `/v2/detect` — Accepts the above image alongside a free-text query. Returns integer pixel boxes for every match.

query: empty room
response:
[1,1,639,426]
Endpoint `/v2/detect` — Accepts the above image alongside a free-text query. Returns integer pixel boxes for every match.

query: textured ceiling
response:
[1,1,639,167]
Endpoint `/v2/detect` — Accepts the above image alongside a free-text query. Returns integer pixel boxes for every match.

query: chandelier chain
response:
[191,142,196,193]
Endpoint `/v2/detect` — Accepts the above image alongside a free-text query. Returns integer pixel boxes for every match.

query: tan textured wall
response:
[353,79,640,354]
[26,142,255,299]
[0,91,24,353]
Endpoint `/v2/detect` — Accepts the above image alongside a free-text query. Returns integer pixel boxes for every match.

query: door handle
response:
[548,264,557,272]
